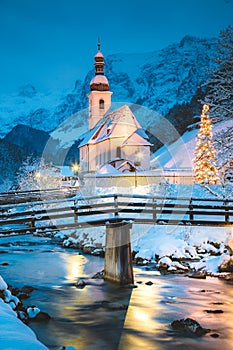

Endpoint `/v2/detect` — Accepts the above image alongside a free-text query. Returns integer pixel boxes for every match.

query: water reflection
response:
[2,240,233,349]
[119,270,233,350]
[65,253,87,282]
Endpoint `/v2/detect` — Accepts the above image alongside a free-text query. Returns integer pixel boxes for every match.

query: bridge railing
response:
[0,193,233,235]
[74,193,233,226]
[0,188,76,205]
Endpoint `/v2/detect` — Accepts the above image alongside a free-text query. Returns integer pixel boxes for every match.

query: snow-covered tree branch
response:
[203,25,233,122]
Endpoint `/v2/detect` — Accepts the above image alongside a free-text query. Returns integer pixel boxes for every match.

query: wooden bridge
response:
[0,190,233,284]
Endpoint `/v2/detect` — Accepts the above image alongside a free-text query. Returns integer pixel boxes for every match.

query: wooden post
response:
[152,197,157,223]
[224,199,229,223]
[104,223,133,284]
[114,194,118,217]
[30,211,36,229]
[189,199,194,221]
[74,199,78,223]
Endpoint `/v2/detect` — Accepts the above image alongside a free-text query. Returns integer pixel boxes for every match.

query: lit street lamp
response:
[71,163,80,176]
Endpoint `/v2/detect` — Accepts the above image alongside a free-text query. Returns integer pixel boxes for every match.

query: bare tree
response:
[204,25,233,122]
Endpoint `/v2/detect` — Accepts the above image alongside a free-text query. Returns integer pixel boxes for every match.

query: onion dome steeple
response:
[90,38,109,91]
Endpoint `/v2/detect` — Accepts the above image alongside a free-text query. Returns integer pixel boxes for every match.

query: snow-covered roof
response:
[97,163,121,175]
[79,105,146,147]
[78,117,105,147]
[122,129,153,146]
[90,75,109,86]
[94,51,104,59]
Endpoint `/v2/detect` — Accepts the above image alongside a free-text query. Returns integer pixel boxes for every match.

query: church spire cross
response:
[98,37,101,51]
[89,40,110,92]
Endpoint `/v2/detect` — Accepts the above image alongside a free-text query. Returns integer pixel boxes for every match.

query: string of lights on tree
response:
[193,104,219,185]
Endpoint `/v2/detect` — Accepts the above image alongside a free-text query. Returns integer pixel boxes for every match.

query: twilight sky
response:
[0,0,232,94]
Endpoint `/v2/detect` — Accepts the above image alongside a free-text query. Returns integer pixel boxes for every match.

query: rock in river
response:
[171,317,210,337]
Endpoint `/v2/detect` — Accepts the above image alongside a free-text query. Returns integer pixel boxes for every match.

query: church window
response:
[99,99,104,110]
[116,147,121,158]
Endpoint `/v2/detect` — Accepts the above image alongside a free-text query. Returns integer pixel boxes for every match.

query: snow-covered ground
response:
[0,275,48,350]
[63,220,231,274]
[152,118,233,169]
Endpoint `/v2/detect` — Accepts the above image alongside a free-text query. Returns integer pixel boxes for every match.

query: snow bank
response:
[0,275,48,350]
[132,224,230,273]
[0,275,7,290]
[61,221,230,274]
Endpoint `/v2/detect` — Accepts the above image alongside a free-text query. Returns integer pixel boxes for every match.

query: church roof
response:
[122,130,153,146]
[90,75,109,91]
[94,50,104,59]
[79,105,148,147]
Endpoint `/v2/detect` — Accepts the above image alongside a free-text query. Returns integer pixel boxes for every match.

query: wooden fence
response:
[0,192,233,235]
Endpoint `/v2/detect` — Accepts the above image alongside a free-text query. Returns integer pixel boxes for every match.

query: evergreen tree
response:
[193,105,218,184]
[204,25,233,122]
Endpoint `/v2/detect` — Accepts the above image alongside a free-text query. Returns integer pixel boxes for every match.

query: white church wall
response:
[122,145,151,170]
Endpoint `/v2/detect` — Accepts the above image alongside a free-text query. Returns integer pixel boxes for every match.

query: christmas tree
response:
[193,105,219,184]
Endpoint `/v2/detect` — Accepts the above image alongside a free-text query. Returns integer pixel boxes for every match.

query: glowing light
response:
[135,150,143,160]
[193,104,219,184]
[134,150,143,167]
[35,172,41,179]
[71,163,80,174]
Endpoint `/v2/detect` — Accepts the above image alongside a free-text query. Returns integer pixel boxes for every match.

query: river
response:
[0,235,233,350]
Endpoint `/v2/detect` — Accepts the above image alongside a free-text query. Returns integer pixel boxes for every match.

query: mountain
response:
[99,36,217,115]
[0,36,217,139]
[4,124,51,155]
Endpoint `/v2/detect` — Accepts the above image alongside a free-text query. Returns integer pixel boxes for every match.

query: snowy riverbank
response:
[62,223,232,274]
[0,275,48,350]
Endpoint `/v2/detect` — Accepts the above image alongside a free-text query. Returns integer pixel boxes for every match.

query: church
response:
[79,41,152,174]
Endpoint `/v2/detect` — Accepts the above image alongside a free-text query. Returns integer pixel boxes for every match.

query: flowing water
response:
[0,235,233,350]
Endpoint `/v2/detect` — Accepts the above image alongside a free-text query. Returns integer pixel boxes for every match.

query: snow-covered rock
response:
[27,306,41,319]
[158,256,172,268]
[225,233,233,255]
[171,261,188,270]
[218,253,233,272]
[4,289,19,306]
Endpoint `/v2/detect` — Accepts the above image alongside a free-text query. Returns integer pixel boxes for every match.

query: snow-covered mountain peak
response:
[18,84,37,98]
[0,35,218,142]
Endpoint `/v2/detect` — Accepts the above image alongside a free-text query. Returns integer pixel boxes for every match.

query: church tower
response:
[88,40,112,130]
